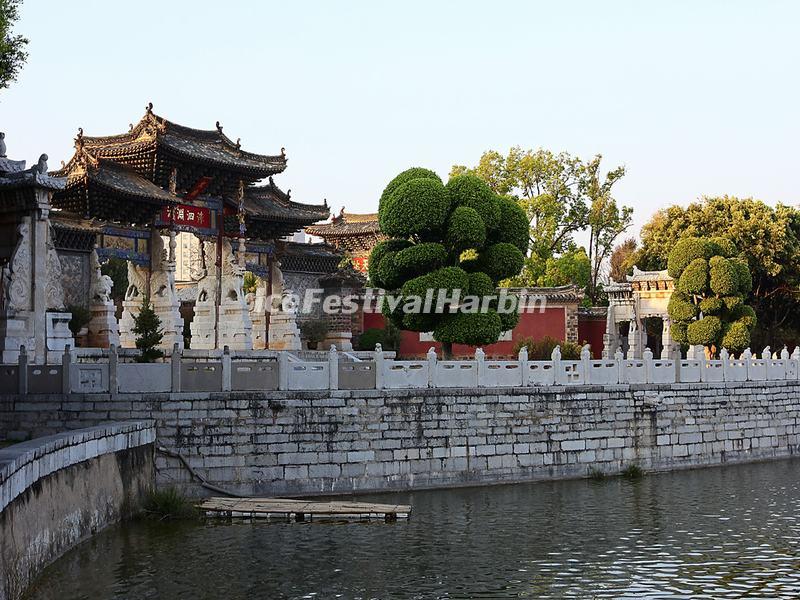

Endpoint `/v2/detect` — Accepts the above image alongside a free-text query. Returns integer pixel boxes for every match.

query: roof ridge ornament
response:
[235,138,241,150]
[216,121,223,133]
[146,102,153,114]
[281,147,286,157]
[0,132,6,158]
[74,127,84,150]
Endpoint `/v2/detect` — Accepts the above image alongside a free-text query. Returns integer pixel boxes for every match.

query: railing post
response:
[278,351,289,391]
[551,345,562,385]
[792,346,800,380]
[222,345,232,391]
[374,343,385,390]
[518,346,528,386]
[18,345,27,395]
[720,348,729,381]
[171,343,182,392]
[643,347,653,383]
[699,347,708,382]
[673,345,681,383]
[61,345,72,394]
[427,347,437,388]
[475,347,485,387]
[328,345,338,390]
[780,346,790,380]
[742,348,752,380]
[580,345,591,384]
[615,348,624,384]
[109,344,118,396]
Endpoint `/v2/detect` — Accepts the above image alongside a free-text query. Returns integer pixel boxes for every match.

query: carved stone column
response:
[660,317,674,359]
[149,232,184,350]
[627,319,640,360]
[87,247,120,348]
[119,261,148,349]
[267,259,301,351]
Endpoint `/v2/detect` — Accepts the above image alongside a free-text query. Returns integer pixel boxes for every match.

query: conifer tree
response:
[132,296,164,362]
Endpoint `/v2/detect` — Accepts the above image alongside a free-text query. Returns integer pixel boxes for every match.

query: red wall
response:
[578,317,607,359]
[363,308,567,359]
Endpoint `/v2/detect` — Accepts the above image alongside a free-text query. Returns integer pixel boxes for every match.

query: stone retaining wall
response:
[1,383,799,499]
[0,422,155,600]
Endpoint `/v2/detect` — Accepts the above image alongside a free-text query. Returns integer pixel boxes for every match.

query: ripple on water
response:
[23,458,800,600]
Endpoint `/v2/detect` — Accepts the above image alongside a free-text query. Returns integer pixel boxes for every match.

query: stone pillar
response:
[602,305,617,359]
[190,239,252,350]
[149,232,184,350]
[119,260,148,348]
[627,319,640,360]
[248,278,269,350]
[87,248,120,348]
[660,317,674,359]
[267,259,301,351]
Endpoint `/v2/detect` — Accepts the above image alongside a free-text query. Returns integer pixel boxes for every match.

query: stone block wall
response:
[0,422,155,600]
[2,382,799,499]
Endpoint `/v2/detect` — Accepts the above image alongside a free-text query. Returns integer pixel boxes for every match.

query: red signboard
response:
[161,204,212,228]
[352,255,369,272]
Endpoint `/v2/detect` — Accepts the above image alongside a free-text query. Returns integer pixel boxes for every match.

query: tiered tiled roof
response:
[305,210,383,253]
[280,242,341,274]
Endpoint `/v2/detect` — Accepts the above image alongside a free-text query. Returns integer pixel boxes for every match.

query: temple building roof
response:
[55,103,287,198]
[305,209,383,254]
[280,242,341,274]
[224,177,330,241]
[0,154,65,192]
[52,149,176,224]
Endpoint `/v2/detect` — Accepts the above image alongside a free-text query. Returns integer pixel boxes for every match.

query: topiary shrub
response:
[446,206,486,251]
[380,178,451,238]
[369,167,527,357]
[666,236,755,355]
[446,173,501,231]
[491,195,529,253]
[476,242,525,283]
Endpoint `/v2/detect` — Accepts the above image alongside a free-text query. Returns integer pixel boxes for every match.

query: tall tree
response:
[370,168,528,357]
[0,0,27,90]
[609,238,638,283]
[637,196,800,348]
[583,156,631,302]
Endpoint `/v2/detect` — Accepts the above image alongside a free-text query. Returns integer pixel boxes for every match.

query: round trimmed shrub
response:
[376,251,405,290]
[699,296,723,315]
[446,206,486,251]
[732,304,757,330]
[687,316,722,346]
[721,320,751,352]
[676,258,708,294]
[446,173,501,231]
[401,266,470,302]
[671,321,688,344]
[380,178,451,238]
[433,311,503,347]
[492,195,529,253]
[477,243,525,283]
[668,292,698,322]
[379,167,442,211]
[368,238,412,287]
[393,242,448,280]
[722,295,742,312]
[467,271,494,298]
[497,299,520,331]
[733,259,752,294]
[708,237,737,258]
[709,257,738,296]
[667,237,711,278]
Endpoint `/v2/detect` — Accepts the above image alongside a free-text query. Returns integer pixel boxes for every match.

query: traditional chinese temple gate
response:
[0,104,330,358]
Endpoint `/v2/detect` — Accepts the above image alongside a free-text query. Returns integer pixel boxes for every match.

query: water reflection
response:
[26,459,800,599]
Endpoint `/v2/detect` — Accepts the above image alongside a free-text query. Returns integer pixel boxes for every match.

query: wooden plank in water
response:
[198,497,411,521]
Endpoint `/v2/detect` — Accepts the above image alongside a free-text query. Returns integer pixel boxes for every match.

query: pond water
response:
[26,459,800,599]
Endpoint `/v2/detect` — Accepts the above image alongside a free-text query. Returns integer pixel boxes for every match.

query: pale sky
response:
[2,0,798,239]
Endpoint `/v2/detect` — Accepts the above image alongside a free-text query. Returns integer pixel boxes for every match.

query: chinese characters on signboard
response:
[160,204,212,229]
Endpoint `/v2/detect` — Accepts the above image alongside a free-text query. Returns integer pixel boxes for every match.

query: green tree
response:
[584,156,631,302]
[0,0,27,90]
[370,168,528,357]
[132,297,164,362]
[666,237,756,355]
[637,196,800,348]
[609,238,638,283]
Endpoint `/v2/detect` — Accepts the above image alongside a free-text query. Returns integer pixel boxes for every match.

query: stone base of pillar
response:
[0,312,34,363]
[322,331,353,351]
[218,301,253,350]
[268,311,301,351]
[46,312,74,353]
[189,303,215,349]
[87,302,120,348]
[251,313,268,350]
[152,302,184,350]
[119,299,140,349]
